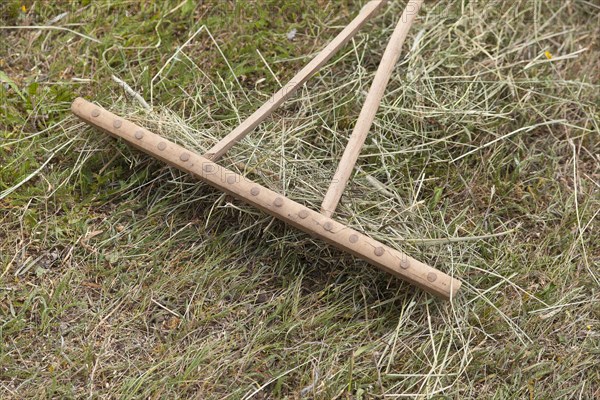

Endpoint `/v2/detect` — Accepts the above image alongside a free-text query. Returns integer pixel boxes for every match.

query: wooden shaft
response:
[71,97,460,300]
[205,0,388,161]
[320,0,424,217]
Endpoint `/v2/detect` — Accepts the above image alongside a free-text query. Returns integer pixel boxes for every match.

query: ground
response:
[0,0,599,399]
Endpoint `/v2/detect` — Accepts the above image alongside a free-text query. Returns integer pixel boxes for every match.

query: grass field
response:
[1,0,599,398]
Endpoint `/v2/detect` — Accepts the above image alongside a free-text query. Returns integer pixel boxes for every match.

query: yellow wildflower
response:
[544,51,552,60]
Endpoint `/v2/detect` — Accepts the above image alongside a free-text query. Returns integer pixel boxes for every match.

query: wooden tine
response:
[72,97,461,300]
[320,0,424,217]
[204,0,388,161]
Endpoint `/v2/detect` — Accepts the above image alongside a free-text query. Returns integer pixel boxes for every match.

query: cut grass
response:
[1,0,599,398]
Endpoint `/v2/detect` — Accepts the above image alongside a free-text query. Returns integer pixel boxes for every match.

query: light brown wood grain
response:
[71,97,461,300]
[321,0,424,217]
[205,0,388,161]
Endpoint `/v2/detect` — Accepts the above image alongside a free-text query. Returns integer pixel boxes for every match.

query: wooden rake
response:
[72,0,461,300]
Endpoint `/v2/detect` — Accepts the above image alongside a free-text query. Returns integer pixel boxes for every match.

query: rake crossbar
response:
[72,97,461,300]
[204,0,388,161]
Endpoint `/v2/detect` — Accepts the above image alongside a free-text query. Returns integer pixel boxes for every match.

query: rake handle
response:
[205,0,388,161]
[321,0,424,217]
[71,97,460,300]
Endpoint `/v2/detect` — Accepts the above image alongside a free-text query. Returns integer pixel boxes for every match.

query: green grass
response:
[1,0,599,398]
